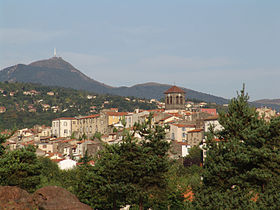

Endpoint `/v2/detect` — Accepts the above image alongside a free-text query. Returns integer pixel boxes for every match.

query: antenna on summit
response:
[54,48,57,57]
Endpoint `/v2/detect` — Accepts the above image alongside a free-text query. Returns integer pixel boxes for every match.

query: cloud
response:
[0,28,64,45]
[139,55,234,71]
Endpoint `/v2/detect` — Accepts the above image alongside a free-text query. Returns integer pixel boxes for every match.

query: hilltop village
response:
[4,86,278,169]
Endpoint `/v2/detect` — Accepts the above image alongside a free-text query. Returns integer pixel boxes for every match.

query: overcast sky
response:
[0,0,279,100]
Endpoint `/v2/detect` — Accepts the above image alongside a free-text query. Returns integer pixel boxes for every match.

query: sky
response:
[0,0,279,100]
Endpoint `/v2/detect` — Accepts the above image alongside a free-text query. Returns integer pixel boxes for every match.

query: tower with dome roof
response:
[164,86,185,111]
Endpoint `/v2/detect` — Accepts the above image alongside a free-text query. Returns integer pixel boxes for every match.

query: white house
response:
[169,123,196,142]
[58,159,77,170]
[52,117,75,138]
[202,115,223,162]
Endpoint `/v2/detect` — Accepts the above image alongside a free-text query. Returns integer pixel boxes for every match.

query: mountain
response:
[111,82,229,104]
[253,99,280,105]
[251,99,280,111]
[0,57,111,94]
[0,56,278,109]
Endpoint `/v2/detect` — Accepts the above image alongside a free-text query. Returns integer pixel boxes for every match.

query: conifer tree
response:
[75,113,170,209]
[0,145,41,192]
[194,86,280,208]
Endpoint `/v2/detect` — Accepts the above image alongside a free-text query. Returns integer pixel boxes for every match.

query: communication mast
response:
[54,48,57,57]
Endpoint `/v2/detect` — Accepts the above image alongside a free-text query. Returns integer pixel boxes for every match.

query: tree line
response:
[0,82,157,130]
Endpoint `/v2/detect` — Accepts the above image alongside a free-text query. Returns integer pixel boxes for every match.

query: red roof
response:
[188,129,203,133]
[168,113,183,118]
[146,109,165,113]
[106,112,128,116]
[53,117,75,121]
[204,115,219,121]
[164,86,185,94]
[80,114,100,119]
[200,108,217,115]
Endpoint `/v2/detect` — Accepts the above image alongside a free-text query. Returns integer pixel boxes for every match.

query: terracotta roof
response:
[80,114,100,119]
[59,139,77,143]
[77,140,94,144]
[147,109,165,112]
[168,113,183,118]
[188,129,203,133]
[53,117,75,121]
[174,141,189,146]
[164,86,185,94]
[106,112,128,116]
[204,115,219,121]
[160,116,173,121]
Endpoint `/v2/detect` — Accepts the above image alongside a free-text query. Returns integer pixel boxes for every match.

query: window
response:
[171,133,175,140]
[64,129,68,134]
[180,96,184,104]
[43,145,47,148]
[182,133,185,138]
[182,127,186,131]
[176,96,179,104]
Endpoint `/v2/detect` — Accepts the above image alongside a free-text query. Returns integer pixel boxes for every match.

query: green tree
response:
[183,146,202,167]
[194,86,280,208]
[133,114,170,209]
[0,132,12,156]
[75,114,170,209]
[0,145,41,192]
[75,144,131,210]
[38,157,61,187]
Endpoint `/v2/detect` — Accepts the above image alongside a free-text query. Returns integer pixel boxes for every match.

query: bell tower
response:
[164,86,185,111]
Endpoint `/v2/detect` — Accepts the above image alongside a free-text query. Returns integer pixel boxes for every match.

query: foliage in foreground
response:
[193,87,280,209]
[0,145,41,193]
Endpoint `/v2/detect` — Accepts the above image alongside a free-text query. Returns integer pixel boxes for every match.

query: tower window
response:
[166,96,169,104]
[180,96,184,104]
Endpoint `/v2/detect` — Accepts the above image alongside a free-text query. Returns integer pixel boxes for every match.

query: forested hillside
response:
[0,82,157,130]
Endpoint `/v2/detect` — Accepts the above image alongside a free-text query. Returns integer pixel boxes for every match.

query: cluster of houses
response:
[3,86,279,169]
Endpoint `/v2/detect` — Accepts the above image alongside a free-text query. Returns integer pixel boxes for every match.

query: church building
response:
[164,86,186,111]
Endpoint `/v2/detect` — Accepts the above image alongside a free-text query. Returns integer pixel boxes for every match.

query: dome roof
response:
[164,86,185,94]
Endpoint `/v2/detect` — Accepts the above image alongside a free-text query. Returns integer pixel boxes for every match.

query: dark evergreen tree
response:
[0,133,10,156]
[75,114,170,209]
[0,145,41,192]
[194,86,280,208]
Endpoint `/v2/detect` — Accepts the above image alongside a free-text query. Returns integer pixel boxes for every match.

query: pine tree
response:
[0,145,42,192]
[75,113,170,209]
[0,131,13,156]
[194,87,280,208]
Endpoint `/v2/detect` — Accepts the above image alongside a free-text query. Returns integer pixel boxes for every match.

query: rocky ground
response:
[0,185,92,210]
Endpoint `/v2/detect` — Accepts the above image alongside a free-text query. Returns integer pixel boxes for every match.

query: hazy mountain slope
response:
[1,57,278,110]
[0,57,230,104]
[253,99,280,105]
[0,57,111,94]
[110,82,229,104]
